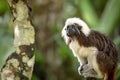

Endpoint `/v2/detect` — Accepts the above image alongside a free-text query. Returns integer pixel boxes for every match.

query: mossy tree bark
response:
[1,0,35,80]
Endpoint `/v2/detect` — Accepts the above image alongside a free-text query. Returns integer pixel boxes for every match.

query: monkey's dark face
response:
[66,23,81,37]
[62,23,81,45]
[61,18,90,45]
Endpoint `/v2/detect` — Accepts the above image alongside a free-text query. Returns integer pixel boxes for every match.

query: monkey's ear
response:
[73,23,81,35]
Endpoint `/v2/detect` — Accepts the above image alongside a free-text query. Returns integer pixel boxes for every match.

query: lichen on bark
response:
[1,0,35,80]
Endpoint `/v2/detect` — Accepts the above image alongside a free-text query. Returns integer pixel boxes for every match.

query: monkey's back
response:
[89,30,118,73]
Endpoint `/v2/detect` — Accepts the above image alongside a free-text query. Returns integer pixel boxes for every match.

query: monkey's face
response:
[62,23,81,45]
[61,18,90,45]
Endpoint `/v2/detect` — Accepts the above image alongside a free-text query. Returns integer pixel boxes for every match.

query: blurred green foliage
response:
[0,0,120,80]
[0,0,9,15]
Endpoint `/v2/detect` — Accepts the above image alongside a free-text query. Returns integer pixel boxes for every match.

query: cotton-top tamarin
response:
[61,18,118,80]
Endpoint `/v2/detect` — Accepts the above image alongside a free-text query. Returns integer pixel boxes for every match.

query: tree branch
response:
[1,0,35,80]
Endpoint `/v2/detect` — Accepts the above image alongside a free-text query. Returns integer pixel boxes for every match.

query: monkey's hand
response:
[82,69,97,78]
[78,64,87,75]
[78,64,97,78]
[78,65,83,75]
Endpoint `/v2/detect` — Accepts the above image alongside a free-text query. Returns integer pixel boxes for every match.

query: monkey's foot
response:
[78,64,85,75]
[81,64,93,73]
[78,64,97,78]
[78,64,92,74]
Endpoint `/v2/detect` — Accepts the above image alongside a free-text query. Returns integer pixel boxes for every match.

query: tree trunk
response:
[1,0,35,80]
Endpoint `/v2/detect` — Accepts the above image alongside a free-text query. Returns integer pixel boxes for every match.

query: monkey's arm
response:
[77,57,88,75]
[78,51,101,78]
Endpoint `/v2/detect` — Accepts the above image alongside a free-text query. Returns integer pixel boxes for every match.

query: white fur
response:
[61,25,69,45]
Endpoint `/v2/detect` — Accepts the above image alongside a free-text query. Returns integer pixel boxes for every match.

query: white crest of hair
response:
[65,17,91,36]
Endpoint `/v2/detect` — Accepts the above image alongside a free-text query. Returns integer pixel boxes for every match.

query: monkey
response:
[61,17,118,80]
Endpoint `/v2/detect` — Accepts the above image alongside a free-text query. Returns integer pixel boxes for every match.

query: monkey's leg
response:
[97,51,116,72]
[96,51,117,79]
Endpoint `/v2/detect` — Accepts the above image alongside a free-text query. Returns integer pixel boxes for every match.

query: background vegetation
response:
[0,0,120,80]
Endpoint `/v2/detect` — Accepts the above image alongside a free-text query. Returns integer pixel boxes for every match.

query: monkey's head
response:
[61,17,90,45]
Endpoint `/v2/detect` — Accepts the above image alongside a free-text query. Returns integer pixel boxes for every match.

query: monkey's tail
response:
[104,69,116,80]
